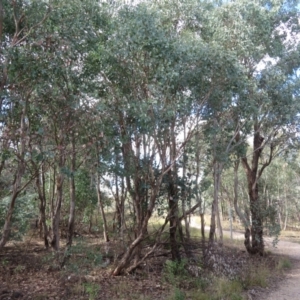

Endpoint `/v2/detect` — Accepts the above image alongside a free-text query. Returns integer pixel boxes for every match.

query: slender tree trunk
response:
[113,151,123,233]
[114,174,122,232]
[181,119,190,239]
[169,120,181,261]
[49,166,56,238]
[169,186,180,261]
[112,178,163,276]
[120,175,126,244]
[182,201,190,239]
[36,164,49,248]
[209,161,223,244]
[51,143,65,251]
[277,170,284,229]
[278,210,282,230]
[216,191,223,245]
[96,173,109,242]
[233,160,248,228]
[51,172,64,251]
[200,212,205,240]
[67,136,76,247]
[283,167,288,230]
[67,174,76,246]
[194,129,205,241]
[283,198,288,231]
[112,231,145,276]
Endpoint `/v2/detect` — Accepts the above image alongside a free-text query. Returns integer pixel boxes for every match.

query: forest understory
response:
[0,222,293,300]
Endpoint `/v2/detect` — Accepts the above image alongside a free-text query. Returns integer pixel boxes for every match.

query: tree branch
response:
[12,5,52,47]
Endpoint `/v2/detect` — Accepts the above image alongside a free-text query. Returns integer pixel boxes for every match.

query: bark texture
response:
[242,131,265,255]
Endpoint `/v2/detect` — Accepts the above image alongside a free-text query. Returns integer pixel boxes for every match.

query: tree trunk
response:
[283,170,288,230]
[67,174,76,246]
[181,118,190,239]
[112,155,167,276]
[51,172,64,251]
[242,131,265,255]
[244,191,264,255]
[209,162,223,244]
[194,129,205,241]
[233,160,249,228]
[36,165,49,248]
[114,174,122,232]
[216,193,223,245]
[112,231,145,276]
[168,120,181,261]
[169,192,180,261]
[116,174,126,244]
[113,151,124,233]
[50,130,67,251]
[200,212,205,240]
[49,166,55,233]
[96,174,109,242]
[67,136,76,247]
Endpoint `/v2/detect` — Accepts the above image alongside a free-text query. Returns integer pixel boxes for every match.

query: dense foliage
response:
[0,0,299,275]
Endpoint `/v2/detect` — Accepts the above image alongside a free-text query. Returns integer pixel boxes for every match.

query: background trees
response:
[0,0,299,276]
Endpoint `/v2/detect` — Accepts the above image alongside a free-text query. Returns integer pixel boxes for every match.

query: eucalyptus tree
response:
[85,4,187,272]
[84,0,248,274]
[221,152,300,237]
[200,55,248,245]
[0,0,106,249]
[85,3,184,273]
[28,0,105,250]
[259,154,300,232]
[0,0,52,249]
[205,0,300,255]
[158,0,250,245]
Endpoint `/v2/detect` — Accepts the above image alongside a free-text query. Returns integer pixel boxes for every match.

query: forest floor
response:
[0,236,172,300]
[0,221,299,300]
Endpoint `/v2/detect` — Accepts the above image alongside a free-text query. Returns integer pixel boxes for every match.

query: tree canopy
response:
[0,0,299,277]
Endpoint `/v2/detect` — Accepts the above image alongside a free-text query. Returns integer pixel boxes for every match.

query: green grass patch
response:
[241,263,269,288]
[277,257,292,271]
[214,277,244,300]
[186,277,245,300]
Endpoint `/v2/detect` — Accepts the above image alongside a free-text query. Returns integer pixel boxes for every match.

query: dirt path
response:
[190,219,300,300]
[262,261,300,300]
[228,231,300,300]
[230,234,300,300]
[261,239,300,300]
[236,235,300,300]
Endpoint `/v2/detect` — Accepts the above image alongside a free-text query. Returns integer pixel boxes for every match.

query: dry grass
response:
[278,229,300,243]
